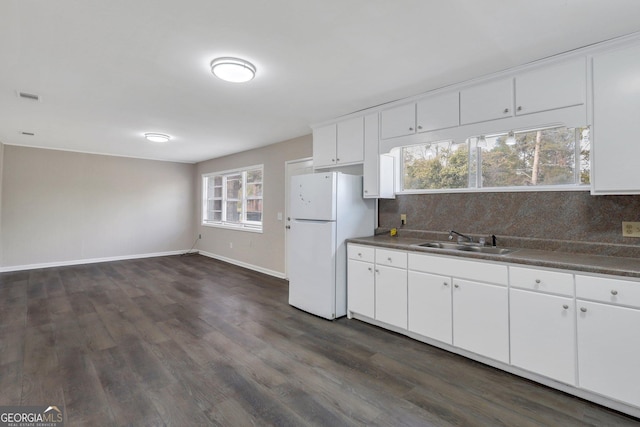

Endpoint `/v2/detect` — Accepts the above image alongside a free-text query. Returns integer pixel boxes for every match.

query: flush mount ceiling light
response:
[144,133,170,143]
[210,57,256,83]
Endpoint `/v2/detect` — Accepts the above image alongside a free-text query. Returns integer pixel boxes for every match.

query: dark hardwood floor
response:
[1,255,638,426]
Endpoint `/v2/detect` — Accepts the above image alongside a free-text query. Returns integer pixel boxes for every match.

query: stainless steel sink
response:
[413,241,516,255]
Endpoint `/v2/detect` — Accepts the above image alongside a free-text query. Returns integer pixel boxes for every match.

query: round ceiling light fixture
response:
[144,133,170,143]
[210,57,256,83]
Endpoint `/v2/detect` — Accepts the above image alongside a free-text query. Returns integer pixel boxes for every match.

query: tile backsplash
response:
[378,191,640,257]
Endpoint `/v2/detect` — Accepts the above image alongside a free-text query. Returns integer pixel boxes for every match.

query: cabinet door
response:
[577,300,640,407]
[510,289,576,385]
[363,113,379,198]
[336,117,364,164]
[515,57,585,115]
[380,103,416,139]
[460,77,513,125]
[408,271,452,344]
[592,42,640,194]
[347,259,375,318]
[453,279,509,363]
[375,265,407,329]
[312,124,337,168]
[416,91,459,132]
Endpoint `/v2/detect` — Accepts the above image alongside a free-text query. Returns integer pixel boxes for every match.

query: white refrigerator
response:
[287,172,375,319]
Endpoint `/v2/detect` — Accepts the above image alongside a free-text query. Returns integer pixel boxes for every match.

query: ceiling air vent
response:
[18,91,40,101]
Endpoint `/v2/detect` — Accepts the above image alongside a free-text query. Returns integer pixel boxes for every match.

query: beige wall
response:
[195,134,312,277]
[1,146,196,269]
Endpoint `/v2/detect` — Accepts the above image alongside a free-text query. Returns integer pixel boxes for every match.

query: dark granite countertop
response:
[348,234,640,278]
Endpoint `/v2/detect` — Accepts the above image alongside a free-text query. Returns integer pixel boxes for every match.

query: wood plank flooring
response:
[1,254,638,426]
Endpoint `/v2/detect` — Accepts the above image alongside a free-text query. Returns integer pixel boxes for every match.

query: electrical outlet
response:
[622,221,640,237]
[400,214,407,225]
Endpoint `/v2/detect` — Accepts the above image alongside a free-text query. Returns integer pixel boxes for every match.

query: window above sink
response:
[396,125,590,193]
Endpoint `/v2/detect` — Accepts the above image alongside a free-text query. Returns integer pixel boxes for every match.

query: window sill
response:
[202,223,263,234]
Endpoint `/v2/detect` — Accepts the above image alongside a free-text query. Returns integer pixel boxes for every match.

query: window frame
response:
[202,164,264,233]
[396,125,590,194]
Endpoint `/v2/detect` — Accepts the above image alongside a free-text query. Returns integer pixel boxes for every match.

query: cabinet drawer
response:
[510,266,574,296]
[348,244,375,263]
[375,248,407,268]
[576,275,640,309]
[408,253,507,286]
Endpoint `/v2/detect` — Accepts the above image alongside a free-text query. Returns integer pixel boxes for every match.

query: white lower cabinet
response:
[510,289,576,385]
[408,271,452,344]
[452,279,509,363]
[375,264,408,329]
[347,245,407,328]
[576,274,640,408]
[347,258,375,318]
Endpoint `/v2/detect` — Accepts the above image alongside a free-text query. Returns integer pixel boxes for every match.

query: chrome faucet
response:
[449,230,473,243]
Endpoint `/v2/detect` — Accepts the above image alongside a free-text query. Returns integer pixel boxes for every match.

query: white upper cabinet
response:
[380,91,459,140]
[591,41,640,194]
[514,57,586,115]
[313,117,364,168]
[337,117,365,164]
[362,113,394,199]
[416,91,459,132]
[460,77,513,125]
[312,123,337,168]
[380,103,416,139]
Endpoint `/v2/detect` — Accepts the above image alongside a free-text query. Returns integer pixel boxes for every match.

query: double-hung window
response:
[202,165,263,231]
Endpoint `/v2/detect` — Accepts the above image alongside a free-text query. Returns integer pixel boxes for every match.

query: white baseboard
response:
[198,250,286,279]
[0,250,188,273]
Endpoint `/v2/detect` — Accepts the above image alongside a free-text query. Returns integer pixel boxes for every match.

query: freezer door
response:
[288,219,336,319]
[289,173,337,221]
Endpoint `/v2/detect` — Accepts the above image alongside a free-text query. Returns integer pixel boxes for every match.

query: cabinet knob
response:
[443,282,448,287]
[580,307,587,313]
[517,106,522,111]
[387,257,392,262]
[331,158,335,162]
[503,108,509,114]
[285,225,290,229]
[535,279,541,284]
[611,290,618,295]
[364,190,368,194]
[357,252,362,257]
[368,267,373,272]
[454,284,459,288]
[409,127,414,131]
[375,269,380,273]
[562,304,569,310]
[336,158,340,162]
[417,125,423,130]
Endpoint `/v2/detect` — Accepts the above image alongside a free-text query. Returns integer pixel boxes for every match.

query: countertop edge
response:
[347,236,640,279]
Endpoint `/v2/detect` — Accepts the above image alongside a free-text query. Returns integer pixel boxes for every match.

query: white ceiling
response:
[2,1,640,164]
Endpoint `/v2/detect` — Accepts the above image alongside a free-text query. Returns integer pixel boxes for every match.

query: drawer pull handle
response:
[562,304,569,310]
[535,279,541,284]
[580,307,587,313]
[611,290,618,295]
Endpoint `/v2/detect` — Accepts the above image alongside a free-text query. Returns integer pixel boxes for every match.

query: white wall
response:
[195,134,312,277]
[1,146,196,269]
